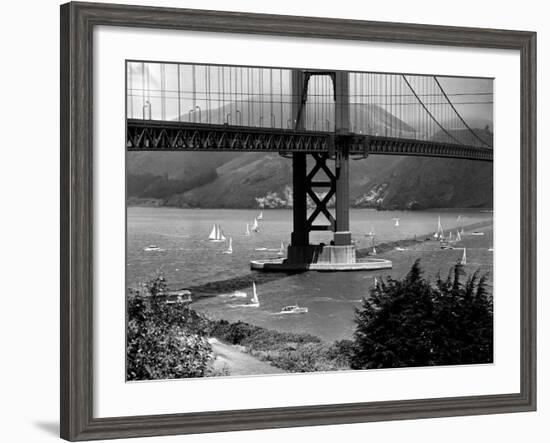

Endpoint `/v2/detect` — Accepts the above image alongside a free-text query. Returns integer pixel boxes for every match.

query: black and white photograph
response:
[125,61,494,381]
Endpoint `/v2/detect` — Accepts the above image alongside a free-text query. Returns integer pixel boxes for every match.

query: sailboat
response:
[257,211,263,221]
[229,282,260,307]
[251,217,259,233]
[456,230,462,241]
[366,226,375,237]
[372,246,377,255]
[245,223,250,236]
[460,248,467,265]
[277,240,285,256]
[393,218,400,227]
[434,215,445,240]
[208,224,226,242]
[222,237,233,254]
[249,282,260,307]
[208,224,217,241]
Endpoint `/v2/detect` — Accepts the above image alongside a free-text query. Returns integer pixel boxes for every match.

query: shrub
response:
[350,260,493,369]
[126,276,213,381]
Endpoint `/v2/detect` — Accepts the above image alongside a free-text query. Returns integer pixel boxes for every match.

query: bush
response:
[208,320,321,349]
[350,260,493,369]
[126,276,214,381]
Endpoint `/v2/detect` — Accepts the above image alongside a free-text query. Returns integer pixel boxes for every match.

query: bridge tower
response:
[285,70,358,269]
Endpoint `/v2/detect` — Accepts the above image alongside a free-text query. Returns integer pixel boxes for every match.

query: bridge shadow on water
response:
[187,270,304,299]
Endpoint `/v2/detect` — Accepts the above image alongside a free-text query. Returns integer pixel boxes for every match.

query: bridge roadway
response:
[126,119,493,162]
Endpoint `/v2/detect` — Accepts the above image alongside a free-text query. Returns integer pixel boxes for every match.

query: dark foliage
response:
[351,260,493,369]
[126,276,214,381]
[208,319,321,347]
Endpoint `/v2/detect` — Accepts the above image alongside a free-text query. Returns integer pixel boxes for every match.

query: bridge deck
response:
[126,119,493,162]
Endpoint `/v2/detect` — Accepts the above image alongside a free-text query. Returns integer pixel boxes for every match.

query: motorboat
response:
[279,305,308,314]
[163,290,192,304]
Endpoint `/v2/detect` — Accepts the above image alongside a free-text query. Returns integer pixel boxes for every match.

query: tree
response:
[350,260,493,369]
[126,276,214,381]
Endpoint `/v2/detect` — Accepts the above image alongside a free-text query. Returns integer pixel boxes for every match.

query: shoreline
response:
[356,219,493,257]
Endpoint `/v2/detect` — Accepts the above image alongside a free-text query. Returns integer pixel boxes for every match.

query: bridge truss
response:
[126,119,493,161]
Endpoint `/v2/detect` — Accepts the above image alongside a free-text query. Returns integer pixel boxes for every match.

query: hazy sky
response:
[126,61,493,129]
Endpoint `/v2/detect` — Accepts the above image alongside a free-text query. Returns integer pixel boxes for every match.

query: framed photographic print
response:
[60,1,536,441]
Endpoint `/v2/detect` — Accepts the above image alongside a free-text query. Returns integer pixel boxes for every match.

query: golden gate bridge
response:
[126,61,493,271]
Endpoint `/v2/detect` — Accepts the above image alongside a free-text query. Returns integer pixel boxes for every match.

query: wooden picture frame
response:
[60,1,536,440]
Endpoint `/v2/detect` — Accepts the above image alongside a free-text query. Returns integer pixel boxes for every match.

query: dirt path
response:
[208,338,284,376]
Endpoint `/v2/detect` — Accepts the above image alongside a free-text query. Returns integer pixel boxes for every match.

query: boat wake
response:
[218,291,248,298]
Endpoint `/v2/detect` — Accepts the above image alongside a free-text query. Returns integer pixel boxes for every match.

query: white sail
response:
[210,224,226,242]
[223,237,233,254]
[251,282,259,304]
[208,224,217,240]
[277,240,285,256]
[245,223,250,236]
[257,211,263,220]
[437,216,444,238]
[252,217,259,232]
[456,230,461,241]
[393,218,400,227]
[372,246,377,256]
[460,248,467,265]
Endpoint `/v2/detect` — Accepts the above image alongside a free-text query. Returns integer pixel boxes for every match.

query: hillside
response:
[127,100,492,210]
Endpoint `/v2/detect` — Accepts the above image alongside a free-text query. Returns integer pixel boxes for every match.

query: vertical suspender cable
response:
[177,64,181,122]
